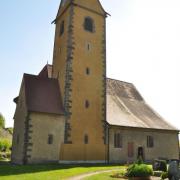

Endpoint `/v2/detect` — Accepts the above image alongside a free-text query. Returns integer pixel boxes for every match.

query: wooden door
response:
[128,142,134,158]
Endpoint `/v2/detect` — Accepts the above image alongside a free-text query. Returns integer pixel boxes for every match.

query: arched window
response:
[84,17,94,32]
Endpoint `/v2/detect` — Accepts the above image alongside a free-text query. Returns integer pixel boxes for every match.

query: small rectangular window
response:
[84,134,89,144]
[48,134,53,145]
[86,68,90,75]
[85,100,90,108]
[86,42,91,51]
[60,21,64,36]
[87,43,90,50]
[147,136,154,148]
[114,133,122,148]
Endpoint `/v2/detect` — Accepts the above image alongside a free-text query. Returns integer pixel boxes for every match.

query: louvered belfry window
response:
[114,133,123,148]
[84,17,94,32]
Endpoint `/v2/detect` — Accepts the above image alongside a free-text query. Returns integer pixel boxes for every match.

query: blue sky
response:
[0,0,59,127]
[0,0,180,129]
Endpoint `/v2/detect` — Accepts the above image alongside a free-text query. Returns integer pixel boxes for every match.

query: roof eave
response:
[108,124,179,133]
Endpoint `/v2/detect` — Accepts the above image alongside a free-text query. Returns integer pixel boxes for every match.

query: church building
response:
[12,0,179,165]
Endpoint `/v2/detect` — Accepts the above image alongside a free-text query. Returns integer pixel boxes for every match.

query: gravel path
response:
[67,169,120,180]
[67,169,161,180]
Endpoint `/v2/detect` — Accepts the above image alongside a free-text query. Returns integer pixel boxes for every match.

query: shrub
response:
[126,163,153,177]
[161,171,168,179]
[136,157,144,165]
[6,151,11,159]
[0,139,11,152]
[0,152,5,159]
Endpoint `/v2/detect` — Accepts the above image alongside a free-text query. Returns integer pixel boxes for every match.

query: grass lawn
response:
[0,162,124,180]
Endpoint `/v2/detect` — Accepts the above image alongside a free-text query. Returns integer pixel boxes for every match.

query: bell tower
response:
[52,0,108,162]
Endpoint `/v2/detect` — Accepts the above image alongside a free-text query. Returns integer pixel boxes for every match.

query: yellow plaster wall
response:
[52,1,107,161]
[109,127,179,163]
[59,5,107,161]
[11,81,27,164]
[74,0,105,15]
[52,8,70,103]
[28,112,65,163]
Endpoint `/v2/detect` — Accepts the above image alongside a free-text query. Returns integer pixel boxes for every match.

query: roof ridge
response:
[107,77,134,86]
[24,73,57,81]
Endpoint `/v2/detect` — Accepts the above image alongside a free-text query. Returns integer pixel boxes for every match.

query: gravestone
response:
[168,160,180,180]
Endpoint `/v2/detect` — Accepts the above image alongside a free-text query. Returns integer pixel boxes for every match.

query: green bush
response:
[5,151,11,159]
[126,163,153,177]
[0,151,11,160]
[0,139,11,152]
[161,171,168,179]
[136,157,144,165]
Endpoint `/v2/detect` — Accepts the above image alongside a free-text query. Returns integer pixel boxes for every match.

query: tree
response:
[0,113,5,128]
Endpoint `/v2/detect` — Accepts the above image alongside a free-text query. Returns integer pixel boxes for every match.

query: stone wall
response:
[27,112,65,164]
[11,81,27,164]
[109,127,179,163]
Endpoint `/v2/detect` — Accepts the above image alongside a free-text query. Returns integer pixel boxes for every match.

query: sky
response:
[0,0,180,129]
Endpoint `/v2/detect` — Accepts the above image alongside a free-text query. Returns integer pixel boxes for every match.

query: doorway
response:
[137,146,144,160]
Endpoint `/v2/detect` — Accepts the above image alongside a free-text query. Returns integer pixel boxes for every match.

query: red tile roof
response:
[38,64,53,78]
[23,73,64,115]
